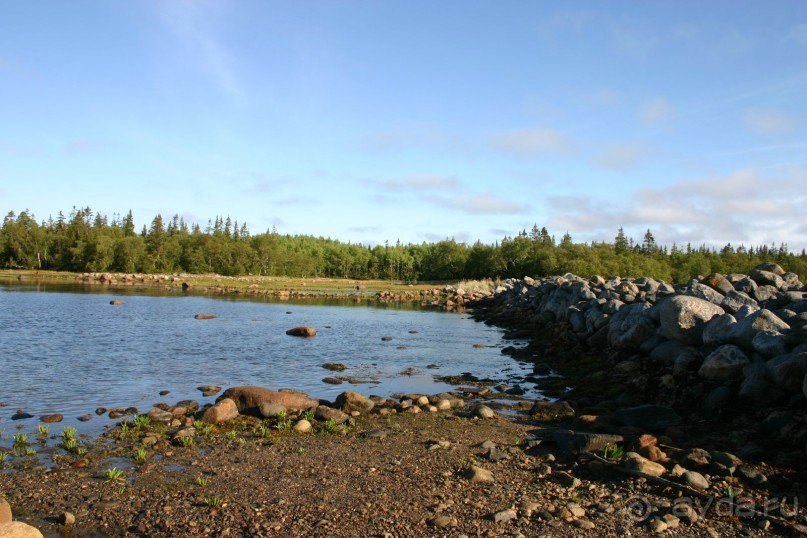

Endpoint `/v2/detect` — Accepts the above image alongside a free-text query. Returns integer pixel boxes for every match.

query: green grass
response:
[178,436,194,447]
[0,452,7,465]
[133,415,151,429]
[319,419,339,434]
[104,467,125,483]
[224,430,237,440]
[193,421,213,436]
[133,447,148,464]
[302,410,315,421]
[12,432,28,446]
[61,426,77,441]
[275,419,293,432]
[196,475,209,488]
[258,425,273,438]
[204,496,224,508]
[602,443,624,461]
[37,424,50,436]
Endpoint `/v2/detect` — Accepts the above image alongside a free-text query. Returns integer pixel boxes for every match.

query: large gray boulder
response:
[660,296,725,345]
[699,345,750,381]
[701,273,735,295]
[687,282,726,305]
[740,357,786,405]
[703,314,737,346]
[751,330,788,359]
[766,352,807,392]
[608,302,656,350]
[729,309,790,349]
[720,290,758,315]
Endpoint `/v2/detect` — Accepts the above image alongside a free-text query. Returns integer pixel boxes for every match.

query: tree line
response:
[2,208,806,283]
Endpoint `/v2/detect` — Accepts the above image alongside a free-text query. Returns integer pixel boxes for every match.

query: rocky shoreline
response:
[2,264,807,536]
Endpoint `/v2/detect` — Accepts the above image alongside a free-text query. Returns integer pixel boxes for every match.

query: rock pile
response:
[470,262,807,456]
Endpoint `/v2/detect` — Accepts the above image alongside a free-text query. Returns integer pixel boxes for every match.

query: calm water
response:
[0,282,535,436]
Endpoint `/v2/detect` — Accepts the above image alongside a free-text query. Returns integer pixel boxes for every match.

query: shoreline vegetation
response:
[2,268,806,536]
[2,208,806,285]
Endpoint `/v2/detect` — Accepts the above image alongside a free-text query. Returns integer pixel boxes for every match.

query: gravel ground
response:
[2,407,804,538]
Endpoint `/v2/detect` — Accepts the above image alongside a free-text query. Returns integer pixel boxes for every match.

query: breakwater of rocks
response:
[467,262,807,460]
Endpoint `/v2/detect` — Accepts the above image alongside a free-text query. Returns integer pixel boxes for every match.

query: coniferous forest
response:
[2,207,806,283]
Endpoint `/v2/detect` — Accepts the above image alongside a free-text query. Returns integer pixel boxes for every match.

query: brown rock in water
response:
[109,300,125,305]
[218,386,318,414]
[194,313,216,320]
[322,377,343,385]
[197,385,222,397]
[334,391,375,414]
[200,398,239,424]
[286,326,316,337]
[322,362,346,371]
[77,415,92,422]
[40,414,64,423]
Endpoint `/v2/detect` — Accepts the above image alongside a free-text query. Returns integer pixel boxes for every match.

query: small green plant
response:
[302,410,315,421]
[204,496,224,508]
[602,444,624,461]
[104,467,125,483]
[320,419,339,434]
[0,452,7,465]
[134,447,148,464]
[193,421,213,436]
[273,410,287,421]
[75,446,87,456]
[179,436,194,447]
[275,419,293,432]
[133,415,151,429]
[61,426,77,441]
[119,422,130,435]
[224,430,237,440]
[258,425,273,438]
[62,438,77,451]
[25,448,36,456]
[196,475,209,487]
[13,432,29,446]
[37,424,50,436]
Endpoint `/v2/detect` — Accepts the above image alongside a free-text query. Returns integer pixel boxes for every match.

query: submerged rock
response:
[219,386,318,414]
[286,326,316,337]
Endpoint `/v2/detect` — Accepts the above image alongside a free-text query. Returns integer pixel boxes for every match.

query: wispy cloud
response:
[593,142,646,171]
[491,128,575,158]
[359,127,466,154]
[545,167,807,250]
[427,194,529,215]
[743,109,797,135]
[640,98,673,125]
[149,1,247,105]
[370,175,459,192]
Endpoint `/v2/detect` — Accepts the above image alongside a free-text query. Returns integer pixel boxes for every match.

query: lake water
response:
[0,282,535,437]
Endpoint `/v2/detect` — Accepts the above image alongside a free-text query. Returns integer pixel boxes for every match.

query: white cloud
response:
[370,175,459,192]
[640,98,673,125]
[743,110,797,135]
[594,143,645,171]
[544,167,807,251]
[433,194,529,215]
[492,128,575,158]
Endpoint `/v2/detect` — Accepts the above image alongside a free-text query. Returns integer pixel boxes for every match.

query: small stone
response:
[661,514,680,529]
[567,503,585,518]
[197,385,221,397]
[573,519,595,530]
[471,405,495,419]
[322,362,346,371]
[623,452,666,477]
[60,512,76,526]
[758,519,771,531]
[194,313,216,320]
[554,471,581,489]
[361,429,386,439]
[493,508,517,523]
[322,377,343,385]
[436,399,452,411]
[682,470,710,490]
[463,465,494,482]
[40,414,64,423]
[427,515,457,528]
[648,518,668,533]
[293,419,311,433]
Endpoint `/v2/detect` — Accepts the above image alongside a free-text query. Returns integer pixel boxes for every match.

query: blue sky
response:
[2,1,806,250]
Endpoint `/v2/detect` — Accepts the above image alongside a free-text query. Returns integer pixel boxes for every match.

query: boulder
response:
[109,299,125,305]
[286,326,316,337]
[729,309,790,349]
[147,407,174,424]
[702,314,736,346]
[258,403,287,418]
[751,330,788,359]
[698,345,750,381]
[660,296,725,345]
[0,522,44,538]
[314,405,349,424]
[608,302,656,350]
[0,498,10,524]
[200,398,239,424]
[293,419,312,433]
[334,391,374,414]
[194,313,216,320]
[40,414,64,423]
[686,282,726,304]
[720,290,758,315]
[739,358,786,405]
[530,400,575,420]
[623,452,665,477]
[615,405,681,431]
[701,273,734,295]
[766,352,807,392]
[218,386,318,414]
